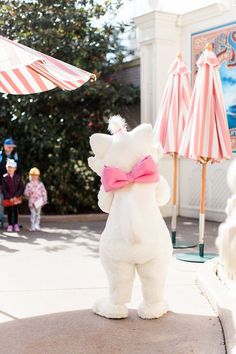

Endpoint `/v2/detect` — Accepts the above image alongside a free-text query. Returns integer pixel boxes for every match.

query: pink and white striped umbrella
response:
[0,35,95,95]
[154,54,192,154]
[154,54,193,248]
[176,45,232,261]
[179,47,232,162]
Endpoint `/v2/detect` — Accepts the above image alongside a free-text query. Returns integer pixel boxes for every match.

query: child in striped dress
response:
[24,167,47,231]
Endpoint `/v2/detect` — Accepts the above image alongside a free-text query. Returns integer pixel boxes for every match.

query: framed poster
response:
[192,22,236,152]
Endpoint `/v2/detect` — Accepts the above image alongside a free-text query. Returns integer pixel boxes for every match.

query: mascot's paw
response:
[93,298,128,319]
[138,301,169,320]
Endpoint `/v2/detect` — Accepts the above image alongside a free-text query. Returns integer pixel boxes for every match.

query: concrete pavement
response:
[0,216,225,354]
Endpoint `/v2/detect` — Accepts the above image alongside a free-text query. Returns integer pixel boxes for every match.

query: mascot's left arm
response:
[155,176,171,206]
[151,142,171,206]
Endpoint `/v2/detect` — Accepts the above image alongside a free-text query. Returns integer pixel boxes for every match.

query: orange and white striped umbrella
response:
[0,35,95,95]
[179,47,232,162]
[154,54,192,154]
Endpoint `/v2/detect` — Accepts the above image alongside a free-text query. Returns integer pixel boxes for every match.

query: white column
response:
[134,11,181,217]
[134,11,181,126]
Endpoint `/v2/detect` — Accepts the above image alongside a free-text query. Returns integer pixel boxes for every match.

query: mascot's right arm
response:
[88,133,114,213]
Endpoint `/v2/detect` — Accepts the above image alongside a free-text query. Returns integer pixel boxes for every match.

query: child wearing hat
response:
[0,138,19,228]
[2,159,24,232]
[24,167,47,231]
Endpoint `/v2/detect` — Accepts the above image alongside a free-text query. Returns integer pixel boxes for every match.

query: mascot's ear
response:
[131,123,154,142]
[89,133,112,158]
[88,156,104,176]
[155,142,163,160]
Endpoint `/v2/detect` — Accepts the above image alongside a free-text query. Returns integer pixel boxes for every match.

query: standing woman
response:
[0,138,19,228]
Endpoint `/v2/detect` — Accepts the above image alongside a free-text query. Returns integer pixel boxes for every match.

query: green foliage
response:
[0,0,140,214]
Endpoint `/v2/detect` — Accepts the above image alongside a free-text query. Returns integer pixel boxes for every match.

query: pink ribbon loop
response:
[101,155,159,192]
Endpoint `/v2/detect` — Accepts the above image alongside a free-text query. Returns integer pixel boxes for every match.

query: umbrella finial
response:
[199,156,210,164]
[205,42,213,51]
[177,51,182,60]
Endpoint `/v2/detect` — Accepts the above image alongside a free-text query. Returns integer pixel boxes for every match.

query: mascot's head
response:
[88,115,163,176]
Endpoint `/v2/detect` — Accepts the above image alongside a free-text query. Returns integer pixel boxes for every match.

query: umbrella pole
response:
[171,152,178,245]
[171,153,197,249]
[176,159,217,262]
[199,162,207,257]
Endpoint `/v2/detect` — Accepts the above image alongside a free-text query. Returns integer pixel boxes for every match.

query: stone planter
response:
[197,258,236,354]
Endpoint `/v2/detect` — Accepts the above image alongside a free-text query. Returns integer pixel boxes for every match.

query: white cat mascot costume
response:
[88,116,172,319]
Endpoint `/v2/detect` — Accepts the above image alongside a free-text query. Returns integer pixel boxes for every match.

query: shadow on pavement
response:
[0,244,19,253]
[0,217,220,257]
[0,309,225,354]
[0,221,103,257]
[165,217,219,254]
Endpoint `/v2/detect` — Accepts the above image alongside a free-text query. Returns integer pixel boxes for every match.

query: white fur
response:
[216,222,236,280]
[216,158,236,281]
[108,115,127,134]
[227,159,236,194]
[138,300,169,320]
[93,298,128,319]
[89,119,172,319]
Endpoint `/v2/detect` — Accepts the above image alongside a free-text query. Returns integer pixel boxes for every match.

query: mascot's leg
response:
[93,254,135,319]
[137,257,170,319]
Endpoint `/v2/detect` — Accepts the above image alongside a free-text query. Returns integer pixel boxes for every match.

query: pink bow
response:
[101,155,159,192]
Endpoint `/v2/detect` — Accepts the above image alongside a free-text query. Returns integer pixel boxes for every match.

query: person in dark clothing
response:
[2,159,24,232]
[0,138,19,228]
[0,138,19,183]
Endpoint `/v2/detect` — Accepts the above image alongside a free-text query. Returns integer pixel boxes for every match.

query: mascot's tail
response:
[119,194,143,245]
[108,115,127,134]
